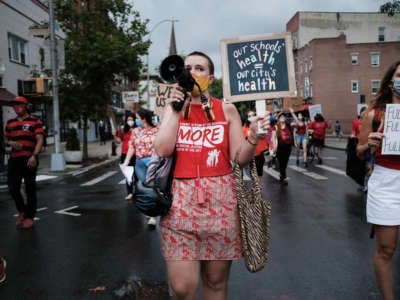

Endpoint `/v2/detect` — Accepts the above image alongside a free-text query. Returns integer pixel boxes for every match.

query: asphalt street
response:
[1,142,399,299]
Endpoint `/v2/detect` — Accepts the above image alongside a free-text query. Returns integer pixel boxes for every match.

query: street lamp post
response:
[146,19,178,109]
[49,0,65,171]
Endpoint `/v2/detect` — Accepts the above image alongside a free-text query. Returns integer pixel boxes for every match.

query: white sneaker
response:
[125,194,133,201]
[147,217,157,227]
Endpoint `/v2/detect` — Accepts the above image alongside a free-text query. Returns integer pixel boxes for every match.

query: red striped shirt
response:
[5,115,44,158]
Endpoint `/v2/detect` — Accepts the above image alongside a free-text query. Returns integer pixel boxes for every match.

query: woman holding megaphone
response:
[155,51,271,300]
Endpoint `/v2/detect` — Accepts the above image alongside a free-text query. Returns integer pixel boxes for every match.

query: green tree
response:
[380,0,400,16]
[55,0,149,159]
[209,77,223,99]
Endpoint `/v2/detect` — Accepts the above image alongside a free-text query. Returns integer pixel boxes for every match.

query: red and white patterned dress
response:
[160,98,242,260]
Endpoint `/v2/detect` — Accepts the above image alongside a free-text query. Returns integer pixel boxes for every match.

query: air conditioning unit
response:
[20,78,52,95]
[22,79,37,95]
[35,78,51,94]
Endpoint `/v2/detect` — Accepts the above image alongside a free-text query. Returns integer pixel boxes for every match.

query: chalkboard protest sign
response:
[220,32,296,102]
[382,104,400,155]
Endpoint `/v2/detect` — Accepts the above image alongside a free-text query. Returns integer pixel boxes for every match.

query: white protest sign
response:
[382,104,400,155]
[122,91,139,103]
[308,104,322,121]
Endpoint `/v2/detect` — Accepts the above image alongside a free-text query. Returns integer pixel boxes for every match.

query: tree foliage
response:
[55,0,149,159]
[209,78,223,99]
[380,0,400,16]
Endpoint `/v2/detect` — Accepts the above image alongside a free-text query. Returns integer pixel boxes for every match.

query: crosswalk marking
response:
[55,206,81,217]
[315,164,346,176]
[263,167,284,180]
[81,171,117,186]
[288,165,328,180]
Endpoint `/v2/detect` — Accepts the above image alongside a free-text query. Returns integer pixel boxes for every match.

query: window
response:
[351,80,359,93]
[304,76,310,98]
[378,26,385,42]
[371,80,380,94]
[371,52,380,67]
[8,33,27,65]
[351,53,359,65]
[309,58,313,71]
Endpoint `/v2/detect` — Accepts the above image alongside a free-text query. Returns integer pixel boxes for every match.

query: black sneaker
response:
[304,162,308,167]
[318,158,322,164]
[296,159,299,166]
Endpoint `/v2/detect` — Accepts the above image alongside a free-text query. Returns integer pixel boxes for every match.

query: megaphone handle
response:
[172,88,187,111]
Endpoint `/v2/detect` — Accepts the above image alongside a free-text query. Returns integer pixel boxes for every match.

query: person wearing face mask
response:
[289,107,308,167]
[307,113,331,164]
[242,110,268,179]
[155,51,271,300]
[124,108,159,227]
[4,96,44,229]
[271,113,293,185]
[356,60,400,300]
[114,112,136,200]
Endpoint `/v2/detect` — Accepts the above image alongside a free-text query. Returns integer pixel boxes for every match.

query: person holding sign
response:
[356,60,400,300]
[154,51,271,300]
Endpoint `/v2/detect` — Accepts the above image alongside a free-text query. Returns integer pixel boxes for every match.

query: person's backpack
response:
[133,151,174,217]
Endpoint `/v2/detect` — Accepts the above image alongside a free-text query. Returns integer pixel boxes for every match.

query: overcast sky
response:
[132,0,388,78]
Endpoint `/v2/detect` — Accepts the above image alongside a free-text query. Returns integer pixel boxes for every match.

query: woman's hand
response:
[367,132,384,149]
[167,85,190,111]
[248,112,271,140]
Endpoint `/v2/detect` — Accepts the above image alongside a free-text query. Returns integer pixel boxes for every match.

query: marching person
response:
[124,108,159,227]
[357,60,400,300]
[4,96,44,229]
[114,112,136,200]
[271,113,293,185]
[154,51,270,300]
[289,107,308,167]
[307,113,331,164]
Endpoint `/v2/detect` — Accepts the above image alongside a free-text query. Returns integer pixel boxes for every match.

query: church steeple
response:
[168,21,177,55]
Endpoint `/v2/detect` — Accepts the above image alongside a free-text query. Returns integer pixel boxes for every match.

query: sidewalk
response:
[37,140,121,176]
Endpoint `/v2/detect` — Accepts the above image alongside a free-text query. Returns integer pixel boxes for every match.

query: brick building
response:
[287,12,400,133]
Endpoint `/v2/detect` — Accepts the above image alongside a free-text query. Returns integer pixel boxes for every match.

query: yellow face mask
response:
[191,75,210,97]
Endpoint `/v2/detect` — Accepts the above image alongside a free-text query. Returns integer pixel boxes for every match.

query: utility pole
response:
[49,0,65,171]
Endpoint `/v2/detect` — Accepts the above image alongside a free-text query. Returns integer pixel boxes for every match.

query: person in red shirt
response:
[4,96,44,229]
[154,51,271,300]
[114,112,136,200]
[307,113,331,164]
[271,113,293,185]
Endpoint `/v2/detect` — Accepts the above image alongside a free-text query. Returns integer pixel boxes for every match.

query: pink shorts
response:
[160,173,242,260]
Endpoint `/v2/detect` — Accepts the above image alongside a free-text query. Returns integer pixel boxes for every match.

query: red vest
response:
[174,98,232,178]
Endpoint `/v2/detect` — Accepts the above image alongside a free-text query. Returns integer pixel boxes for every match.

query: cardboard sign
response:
[283,97,303,111]
[220,32,296,102]
[382,104,400,155]
[154,83,175,116]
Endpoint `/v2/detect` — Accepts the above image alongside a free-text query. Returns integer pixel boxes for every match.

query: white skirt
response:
[367,164,400,226]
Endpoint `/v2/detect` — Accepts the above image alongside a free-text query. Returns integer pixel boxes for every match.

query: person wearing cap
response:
[4,96,44,229]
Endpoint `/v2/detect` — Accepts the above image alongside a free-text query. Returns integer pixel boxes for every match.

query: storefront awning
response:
[0,88,16,105]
